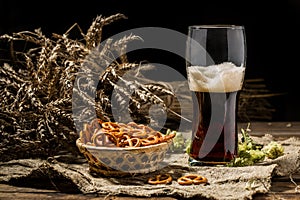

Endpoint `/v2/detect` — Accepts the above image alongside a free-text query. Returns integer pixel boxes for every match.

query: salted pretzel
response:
[177,174,208,185]
[148,174,173,185]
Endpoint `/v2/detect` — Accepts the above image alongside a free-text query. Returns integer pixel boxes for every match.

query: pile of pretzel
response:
[80,119,176,148]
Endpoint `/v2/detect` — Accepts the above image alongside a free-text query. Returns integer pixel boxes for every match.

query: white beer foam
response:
[187,62,245,92]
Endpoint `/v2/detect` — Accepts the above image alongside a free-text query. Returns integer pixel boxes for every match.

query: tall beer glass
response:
[185,25,246,165]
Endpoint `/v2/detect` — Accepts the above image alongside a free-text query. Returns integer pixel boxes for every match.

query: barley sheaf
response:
[0,13,181,162]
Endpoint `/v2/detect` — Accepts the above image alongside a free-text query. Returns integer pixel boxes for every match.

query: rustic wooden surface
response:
[0,121,300,200]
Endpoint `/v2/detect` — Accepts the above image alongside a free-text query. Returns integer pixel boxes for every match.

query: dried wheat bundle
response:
[0,13,181,162]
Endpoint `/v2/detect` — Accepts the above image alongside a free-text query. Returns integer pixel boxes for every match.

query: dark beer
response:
[188,91,240,164]
[186,25,246,165]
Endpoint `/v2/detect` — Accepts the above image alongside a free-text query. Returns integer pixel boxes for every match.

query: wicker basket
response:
[76,138,172,177]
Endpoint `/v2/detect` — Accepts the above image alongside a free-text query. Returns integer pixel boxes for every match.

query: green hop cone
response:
[262,141,284,159]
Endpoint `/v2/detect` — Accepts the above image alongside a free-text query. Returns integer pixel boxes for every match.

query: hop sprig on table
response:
[228,123,284,167]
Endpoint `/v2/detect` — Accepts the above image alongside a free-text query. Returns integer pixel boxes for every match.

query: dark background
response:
[1,0,300,121]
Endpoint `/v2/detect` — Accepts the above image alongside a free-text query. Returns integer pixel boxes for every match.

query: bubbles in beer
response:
[187,62,245,93]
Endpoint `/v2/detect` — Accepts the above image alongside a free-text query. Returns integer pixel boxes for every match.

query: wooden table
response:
[0,121,299,200]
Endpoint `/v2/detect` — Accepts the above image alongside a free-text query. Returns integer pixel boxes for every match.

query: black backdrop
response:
[1,0,300,121]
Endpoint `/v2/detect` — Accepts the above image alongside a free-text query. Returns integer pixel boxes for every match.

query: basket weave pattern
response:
[76,138,171,176]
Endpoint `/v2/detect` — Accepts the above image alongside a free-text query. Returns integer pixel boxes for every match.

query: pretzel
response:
[101,121,120,131]
[103,131,120,147]
[127,121,146,129]
[177,174,208,185]
[91,131,107,146]
[132,129,149,138]
[148,174,172,185]
[126,137,141,147]
[141,135,160,146]
[88,130,111,147]
[160,132,176,143]
[82,119,176,148]
[119,134,141,147]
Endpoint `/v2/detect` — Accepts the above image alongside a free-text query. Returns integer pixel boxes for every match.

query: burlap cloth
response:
[1,134,300,200]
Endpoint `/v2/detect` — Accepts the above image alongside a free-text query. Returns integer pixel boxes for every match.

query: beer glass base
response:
[188,157,230,166]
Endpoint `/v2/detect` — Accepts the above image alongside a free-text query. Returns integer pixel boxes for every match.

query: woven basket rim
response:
[76,137,171,151]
